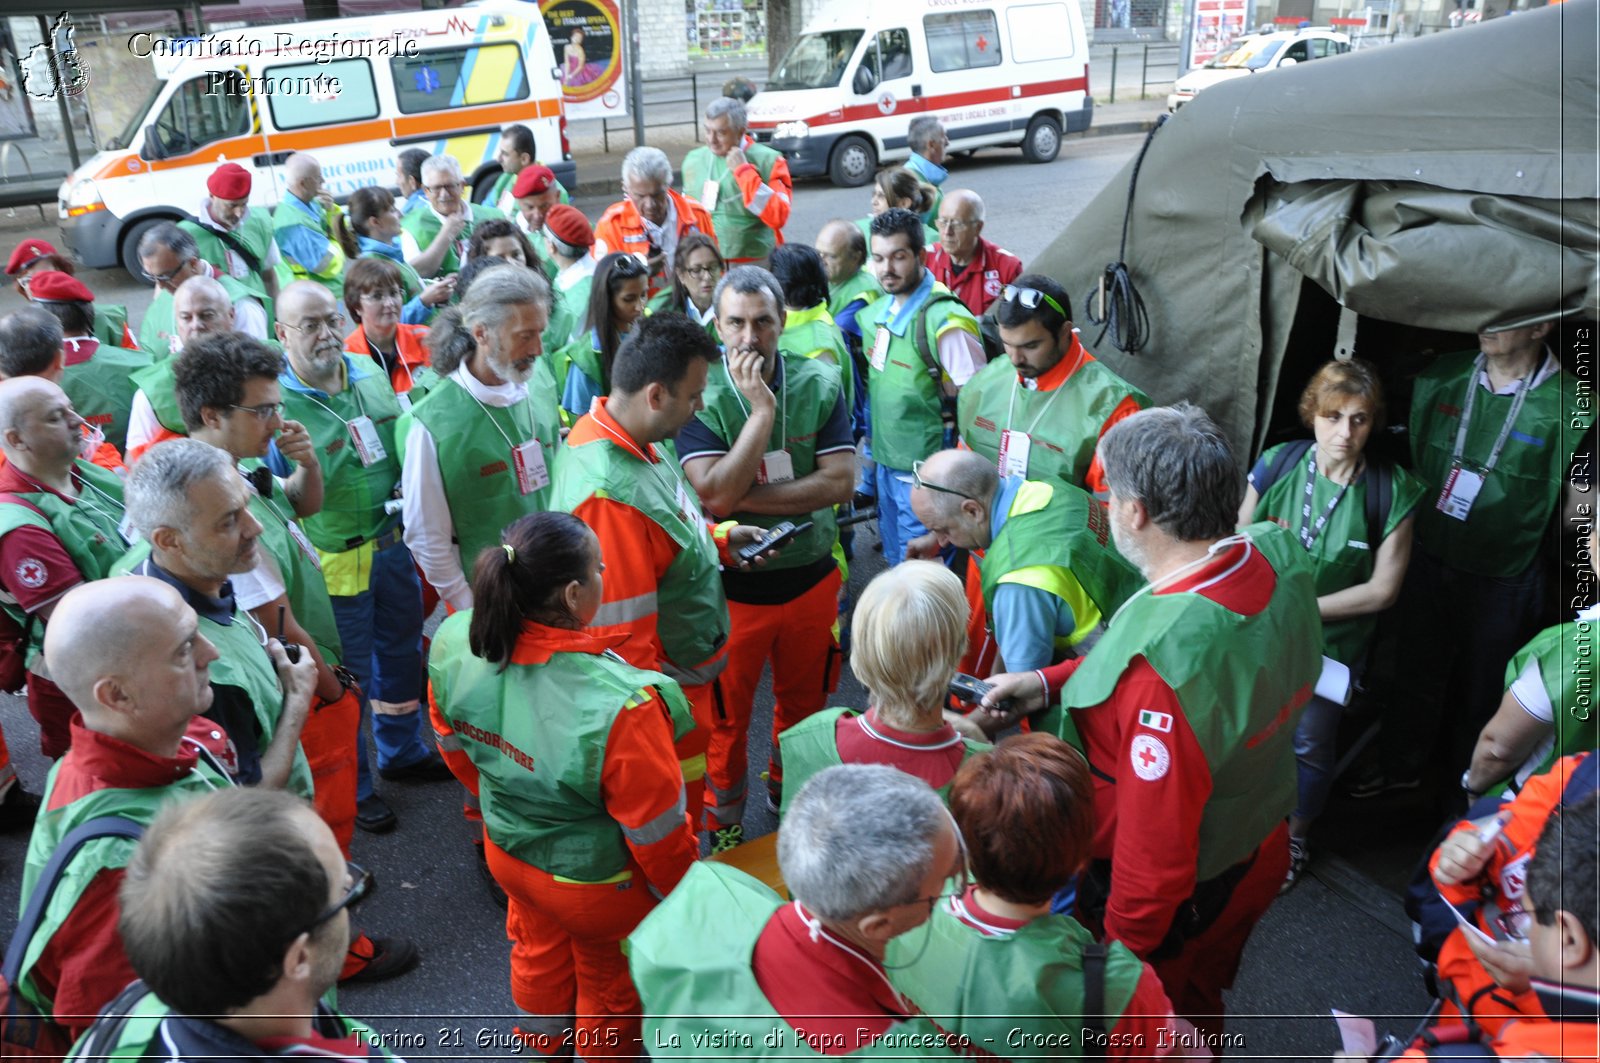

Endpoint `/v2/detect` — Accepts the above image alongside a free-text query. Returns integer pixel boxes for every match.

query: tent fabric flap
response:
[1249,178,1600,332]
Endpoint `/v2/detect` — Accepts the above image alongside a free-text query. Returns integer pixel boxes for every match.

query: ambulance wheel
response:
[829,136,877,188]
[119,217,177,282]
[1022,115,1062,164]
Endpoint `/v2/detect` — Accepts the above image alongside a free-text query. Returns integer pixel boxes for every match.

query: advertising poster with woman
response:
[540,0,628,119]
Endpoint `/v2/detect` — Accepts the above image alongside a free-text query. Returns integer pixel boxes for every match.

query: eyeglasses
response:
[281,316,345,337]
[936,217,977,231]
[681,264,722,278]
[228,401,285,421]
[144,258,196,285]
[910,459,976,502]
[424,181,463,195]
[302,861,372,935]
[898,822,972,914]
[1001,284,1068,319]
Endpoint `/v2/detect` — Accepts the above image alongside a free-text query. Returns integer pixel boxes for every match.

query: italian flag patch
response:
[1138,709,1173,733]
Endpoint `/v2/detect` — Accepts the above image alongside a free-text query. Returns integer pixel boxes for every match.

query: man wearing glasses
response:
[399,154,507,281]
[633,763,966,1058]
[273,154,353,300]
[925,190,1021,318]
[272,282,444,834]
[594,146,716,298]
[76,789,401,1059]
[135,222,269,358]
[957,273,1147,499]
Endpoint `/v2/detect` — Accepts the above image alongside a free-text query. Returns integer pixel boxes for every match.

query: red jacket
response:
[593,190,717,298]
[926,237,1023,317]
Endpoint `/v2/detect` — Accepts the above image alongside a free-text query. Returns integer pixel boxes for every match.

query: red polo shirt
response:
[927,237,1023,317]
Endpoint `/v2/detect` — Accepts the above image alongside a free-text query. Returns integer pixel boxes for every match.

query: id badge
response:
[1436,464,1484,521]
[999,430,1031,478]
[512,439,550,495]
[286,519,322,569]
[676,479,704,530]
[347,416,387,467]
[699,178,720,211]
[758,449,795,485]
[870,327,891,373]
[396,392,413,414]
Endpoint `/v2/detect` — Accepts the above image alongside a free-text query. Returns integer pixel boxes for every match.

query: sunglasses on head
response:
[612,255,649,277]
[1001,284,1067,319]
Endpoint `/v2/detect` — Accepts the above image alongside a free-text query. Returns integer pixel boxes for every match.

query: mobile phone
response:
[737,520,813,565]
[949,672,1011,712]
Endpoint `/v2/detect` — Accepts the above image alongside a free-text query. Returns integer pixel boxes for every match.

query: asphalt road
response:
[0,135,1438,1059]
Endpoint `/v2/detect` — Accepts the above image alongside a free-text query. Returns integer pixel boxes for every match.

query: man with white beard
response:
[401,267,561,612]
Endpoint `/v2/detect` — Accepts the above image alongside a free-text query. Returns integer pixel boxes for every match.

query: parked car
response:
[1166,27,1351,112]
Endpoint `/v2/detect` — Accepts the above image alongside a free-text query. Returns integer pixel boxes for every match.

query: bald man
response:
[907,448,1141,685]
[126,274,271,462]
[14,577,235,1042]
[0,377,131,760]
[926,190,1022,318]
[273,153,348,299]
[816,219,881,364]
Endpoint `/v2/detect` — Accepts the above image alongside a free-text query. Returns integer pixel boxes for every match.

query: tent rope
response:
[1085,113,1168,356]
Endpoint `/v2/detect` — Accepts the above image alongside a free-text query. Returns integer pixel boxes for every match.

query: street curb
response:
[565,115,1160,198]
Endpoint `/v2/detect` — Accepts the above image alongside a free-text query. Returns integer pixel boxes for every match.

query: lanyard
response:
[296,378,370,428]
[367,335,417,390]
[1104,532,1255,632]
[1298,448,1354,552]
[1452,351,1547,473]
[239,464,298,533]
[592,411,688,509]
[722,358,787,447]
[1003,343,1083,437]
[790,902,910,1014]
[16,468,126,544]
[464,384,534,449]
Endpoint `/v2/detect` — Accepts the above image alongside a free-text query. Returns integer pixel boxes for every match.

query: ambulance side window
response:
[925,11,1002,72]
[391,43,531,114]
[151,69,251,157]
[864,29,913,82]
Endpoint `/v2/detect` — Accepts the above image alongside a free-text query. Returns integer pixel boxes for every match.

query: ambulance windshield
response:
[106,81,163,151]
[768,30,864,90]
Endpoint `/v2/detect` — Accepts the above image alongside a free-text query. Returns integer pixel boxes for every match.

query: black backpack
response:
[1254,439,1395,552]
[908,292,995,444]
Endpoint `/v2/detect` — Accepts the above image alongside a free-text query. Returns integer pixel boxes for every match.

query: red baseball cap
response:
[5,239,59,277]
[27,270,94,304]
[543,204,594,249]
[513,164,557,199]
[207,162,253,201]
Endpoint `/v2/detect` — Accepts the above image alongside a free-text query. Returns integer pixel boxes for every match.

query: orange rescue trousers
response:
[301,686,361,856]
[705,569,842,828]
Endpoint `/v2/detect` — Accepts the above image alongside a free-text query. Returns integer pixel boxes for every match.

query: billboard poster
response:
[1188,0,1250,66]
[541,0,627,119]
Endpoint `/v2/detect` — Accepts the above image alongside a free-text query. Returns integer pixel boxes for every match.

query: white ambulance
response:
[745,0,1092,186]
[58,4,569,277]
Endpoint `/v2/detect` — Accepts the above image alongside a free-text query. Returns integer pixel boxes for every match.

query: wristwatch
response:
[1461,769,1484,800]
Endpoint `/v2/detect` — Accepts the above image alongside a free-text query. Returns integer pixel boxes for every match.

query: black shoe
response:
[474,839,509,909]
[378,751,454,783]
[340,932,420,984]
[355,794,398,833]
[0,785,38,832]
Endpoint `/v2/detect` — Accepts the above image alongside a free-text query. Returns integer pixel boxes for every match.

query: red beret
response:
[207,162,253,200]
[543,204,594,249]
[512,164,557,199]
[5,239,58,277]
[28,270,94,304]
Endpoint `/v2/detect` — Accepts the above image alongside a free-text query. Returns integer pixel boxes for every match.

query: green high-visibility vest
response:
[399,202,506,279]
[1058,522,1322,881]
[629,861,963,1060]
[779,303,855,416]
[90,304,130,349]
[0,461,129,669]
[887,903,1146,1062]
[1248,441,1427,664]
[681,143,786,262]
[130,357,184,435]
[18,753,229,1015]
[399,370,564,568]
[279,360,405,551]
[1410,350,1590,577]
[178,212,277,326]
[553,329,607,420]
[958,355,1149,492]
[555,274,594,349]
[429,611,694,881]
[196,605,315,799]
[273,199,346,300]
[979,480,1143,656]
[776,706,989,815]
[550,425,730,686]
[691,352,843,571]
[137,274,265,361]
[1497,617,1600,795]
[239,460,343,666]
[827,268,882,324]
[61,341,153,454]
[862,284,979,472]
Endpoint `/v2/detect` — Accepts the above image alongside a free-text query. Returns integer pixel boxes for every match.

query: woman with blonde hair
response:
[777,560,988,813]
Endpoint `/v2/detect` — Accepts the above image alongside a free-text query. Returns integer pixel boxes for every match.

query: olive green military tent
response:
[1032,0,1597,459]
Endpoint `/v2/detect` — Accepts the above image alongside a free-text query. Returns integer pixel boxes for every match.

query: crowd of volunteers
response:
[0,98,1591,1062]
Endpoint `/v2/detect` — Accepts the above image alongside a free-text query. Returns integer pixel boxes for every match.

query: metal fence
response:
[1101,42,1183,103]
[599,69,766,153]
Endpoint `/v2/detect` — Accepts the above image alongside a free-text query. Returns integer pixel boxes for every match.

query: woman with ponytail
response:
[426,512,698,1056]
